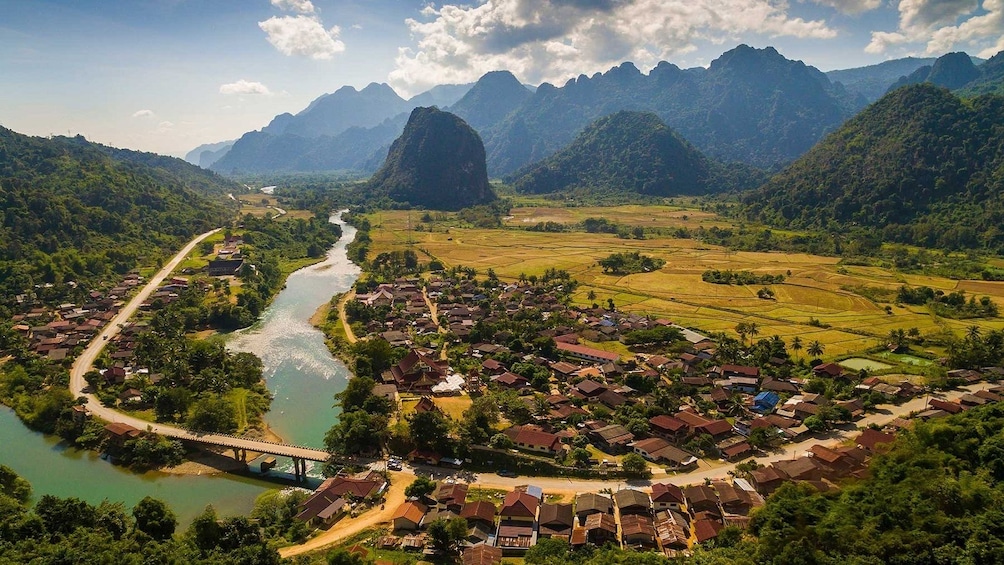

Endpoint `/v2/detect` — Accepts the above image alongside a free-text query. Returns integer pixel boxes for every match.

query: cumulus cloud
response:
[131,109,155,118]
[388,0,837,95]
[271,0,315,13]
[867,0,1002,56]
[811,0,882,15]
[259,15,345,59]
[219,79,273,96]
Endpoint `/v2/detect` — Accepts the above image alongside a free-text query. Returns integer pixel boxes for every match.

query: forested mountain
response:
[266,82,411,138]
[447,71,533,131]
[742,84,1004,250]
[483,45,852,175]
[407,82,475,108]
[364,107,495,210]
[0,126,235,308]
[957,51,1004,97]
[508,111,710,196]
[889,52,982,91]
[826,57,936,103]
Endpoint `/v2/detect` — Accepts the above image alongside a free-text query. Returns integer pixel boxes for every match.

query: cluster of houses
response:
[9,274,144,362]
[207,234,245,277]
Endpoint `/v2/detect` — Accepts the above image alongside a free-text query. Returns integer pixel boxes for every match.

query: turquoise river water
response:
[0,213,358,525]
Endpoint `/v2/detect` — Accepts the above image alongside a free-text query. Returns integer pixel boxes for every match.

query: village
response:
[296,269,1004,562]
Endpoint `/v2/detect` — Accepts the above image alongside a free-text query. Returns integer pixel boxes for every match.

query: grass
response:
[364,207,1004,360]
[226,388,250,431]
[465,487,509,504]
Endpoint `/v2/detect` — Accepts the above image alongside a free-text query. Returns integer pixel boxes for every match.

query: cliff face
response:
[366,107,495,210]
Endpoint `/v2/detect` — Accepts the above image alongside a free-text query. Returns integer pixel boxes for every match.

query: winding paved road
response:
[68,228,329,462]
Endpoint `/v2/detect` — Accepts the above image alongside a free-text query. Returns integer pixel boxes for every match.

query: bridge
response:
[69,228,330,482]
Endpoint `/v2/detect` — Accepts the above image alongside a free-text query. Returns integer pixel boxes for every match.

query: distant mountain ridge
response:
[825,57,936,103]
[743,84,1004,250]
[364,107,495,210]
[184,139,235,168]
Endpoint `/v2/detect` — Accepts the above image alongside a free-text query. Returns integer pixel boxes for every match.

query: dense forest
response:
[742,84,1004,251]
[0,127,238,314]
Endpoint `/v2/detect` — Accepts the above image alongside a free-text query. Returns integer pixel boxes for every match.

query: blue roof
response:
[754,391,780,406]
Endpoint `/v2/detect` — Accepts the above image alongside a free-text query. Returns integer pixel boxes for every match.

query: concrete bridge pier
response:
[292,457,306,482]
[231,448,248,463]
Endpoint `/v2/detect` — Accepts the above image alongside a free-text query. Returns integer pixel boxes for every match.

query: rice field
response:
[365,207,1004,359]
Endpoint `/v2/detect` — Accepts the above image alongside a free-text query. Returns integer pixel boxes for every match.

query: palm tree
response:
[791,336,803,360]
[735,322,750,345]
[968,325,983,341]
[748,322,760,343]
[807,340,824,358]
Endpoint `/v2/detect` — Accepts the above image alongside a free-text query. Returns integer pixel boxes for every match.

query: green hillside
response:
[0,127,236,310]
[743,84,1004,251]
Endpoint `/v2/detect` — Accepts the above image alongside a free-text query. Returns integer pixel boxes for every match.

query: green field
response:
[365,206,1004,359]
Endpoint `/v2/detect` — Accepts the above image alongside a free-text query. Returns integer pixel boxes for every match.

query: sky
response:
[1,0,1002,157]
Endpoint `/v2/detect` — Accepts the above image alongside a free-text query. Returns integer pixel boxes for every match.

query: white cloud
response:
[388,0,838,95]
[259,15,345,59]
[131,109,155,118]
[219,79,273,96]
[270,0,315,14]
[156,121,174,134]
[812,0,882,15]
[867,0,1002,56]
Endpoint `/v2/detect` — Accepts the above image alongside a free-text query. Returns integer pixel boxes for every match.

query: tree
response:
[326,549,367,565]
[132,496,177,541]
[188,396,238,433]
[621,453,650,477]
[187,505,222,552]
[405,476,437,499]
[325,410,387,455]
[407,410,452,453]
[490,433,514,449]
[806,340,824,359]
[791,336,803,361]
[526,537,571,564]
[0,465,32,504]
[426,516,469,553]
[587,290,597,302]
[735,322,750,345]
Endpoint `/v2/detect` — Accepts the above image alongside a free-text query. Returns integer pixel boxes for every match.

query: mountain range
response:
[204,46,1002,179]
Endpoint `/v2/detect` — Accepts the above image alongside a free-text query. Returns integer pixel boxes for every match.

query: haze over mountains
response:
[197,46,913,176]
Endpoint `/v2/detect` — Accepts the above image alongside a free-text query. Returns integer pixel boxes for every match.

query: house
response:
[481,358,506,375]
[597,389,629,409]
[589,424,635,453]
[809,445,858,477]
[295,486,347,527]
[721,365,760,379]
[696,419,734,440]
[208,257,244,276]
[390,349,449,392]
[462,501,498,529]
[684,485,719,515]
[414,396,440,414]
[630,439,698,469]
[655,511,689,551]
[753,391,780,414]
[649,415,689,443]
[505,426,564,455]
[118,388,144,404]
[574,492,613,521]
[550,361,579,377]
[463,544,503,565]
[436,483,469,513]
[712,481,751,515]
[856,428,895,452]
[761,378,799,394]
[538,503,574,538]
[103,422,142,446]
[693,517,723,544]
[499,490,539,522]
[574,379,607,399]
[813,363,845,378]
[314,474,386,500]
[557,342,620,364]
[493,372,529,391]
[929,398,964,414]
[582,512,618,545]
[750,466,787,495]
[614,489,652,517]
[721,441,753,461]
[620,514,657,548]
[773,457,825,482]
[392,501,428,531]
[651,483,686,512]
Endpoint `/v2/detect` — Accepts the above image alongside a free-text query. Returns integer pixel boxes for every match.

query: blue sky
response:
[1,0,1001,157]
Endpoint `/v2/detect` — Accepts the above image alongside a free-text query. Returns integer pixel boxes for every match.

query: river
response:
[0,212,359,525]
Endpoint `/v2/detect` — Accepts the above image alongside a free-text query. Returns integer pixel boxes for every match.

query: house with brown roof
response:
[538,502,574,538]
[582,512,618,545]
[492,372,529,391]
[856,428,895,452]
[630,439,698,470]
[462,501,497,529]
[929,398,964,414]
[505,425,564,455]
[620,514,657,548]
[750,465,787,495]
[649,415,688,443]
[574,492,612,521]
[589,424,634,453]
[774,457,825,482]
[614,489,652,517]
[651,483,686,512]
[694,517,723,544]
[695,419,734,440]
[574,379,607,399]
[684,485,719,515]
[436,483,469,513]
[413,396,440,414]
[557,342,620,364]
[712,481,751,515]
[389,349,449,392]
[655,511,689,551]
[103,422,142,446]
[812,363,845,378]
[499,490,539,523]
[392,501,428,531]
[463,544,502,565]
[295,486,347,527]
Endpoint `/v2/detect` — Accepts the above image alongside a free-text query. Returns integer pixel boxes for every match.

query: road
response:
[67,228,329,462]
